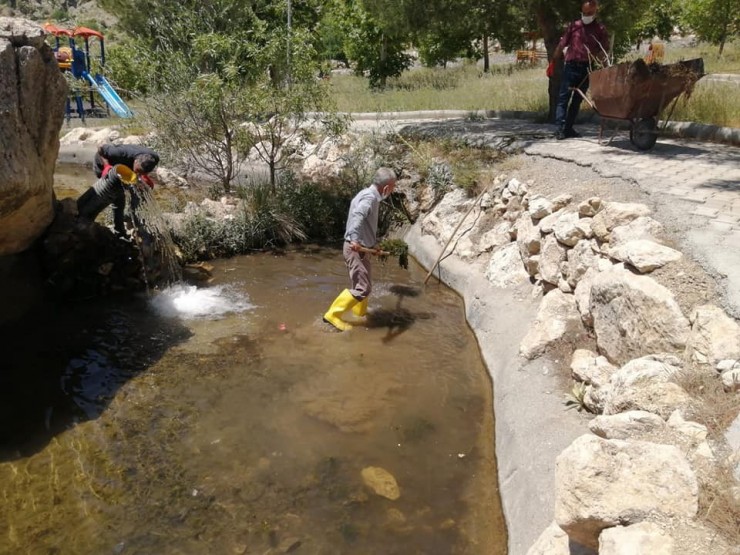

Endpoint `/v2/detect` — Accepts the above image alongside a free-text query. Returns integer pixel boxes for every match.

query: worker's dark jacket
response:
[93,144,160,177]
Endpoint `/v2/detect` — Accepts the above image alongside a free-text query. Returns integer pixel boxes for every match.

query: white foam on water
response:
[150,283,254,319]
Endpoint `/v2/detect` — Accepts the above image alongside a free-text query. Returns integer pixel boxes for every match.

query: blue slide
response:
[83,72,134,118]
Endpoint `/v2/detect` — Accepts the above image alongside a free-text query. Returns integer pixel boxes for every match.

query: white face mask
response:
[381,183,395,199]
[581,14,595,24]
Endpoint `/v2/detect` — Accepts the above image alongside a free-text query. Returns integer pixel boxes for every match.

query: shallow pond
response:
[0,249,506,554]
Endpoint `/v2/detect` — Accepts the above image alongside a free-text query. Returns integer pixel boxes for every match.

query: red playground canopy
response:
[43,23,104,40]
[43,23,73,37]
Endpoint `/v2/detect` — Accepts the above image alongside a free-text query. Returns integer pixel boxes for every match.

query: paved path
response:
[353,116,740,314]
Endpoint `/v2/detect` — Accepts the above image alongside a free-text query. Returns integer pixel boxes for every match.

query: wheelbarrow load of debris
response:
[577,58,704,150]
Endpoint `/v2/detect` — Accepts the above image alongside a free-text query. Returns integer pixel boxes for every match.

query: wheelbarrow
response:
[574,58,704,150]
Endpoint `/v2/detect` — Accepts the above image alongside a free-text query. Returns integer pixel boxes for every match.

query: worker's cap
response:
[113,164,138,185]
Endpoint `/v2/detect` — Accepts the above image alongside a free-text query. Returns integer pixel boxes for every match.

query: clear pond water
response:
[0,248,506,554]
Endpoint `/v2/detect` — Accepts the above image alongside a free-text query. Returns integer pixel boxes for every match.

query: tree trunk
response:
[380,33,388,88]
[536,3,562,123]
[269,160,276,190]
[483,34,490,73]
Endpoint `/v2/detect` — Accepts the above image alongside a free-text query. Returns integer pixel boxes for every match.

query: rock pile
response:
[416,176,739,554]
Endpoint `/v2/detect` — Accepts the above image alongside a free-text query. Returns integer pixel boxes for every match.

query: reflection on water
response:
[0,248,506,554]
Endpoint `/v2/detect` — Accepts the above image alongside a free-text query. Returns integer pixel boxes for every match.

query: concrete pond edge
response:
[404,224,586,554]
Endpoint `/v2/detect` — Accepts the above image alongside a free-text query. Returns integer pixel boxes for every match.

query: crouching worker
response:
[323,167,396,331]
[93,144,159,188]
[77,164,140,237]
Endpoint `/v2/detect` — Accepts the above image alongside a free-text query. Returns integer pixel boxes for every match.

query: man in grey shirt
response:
[323,167,397,331]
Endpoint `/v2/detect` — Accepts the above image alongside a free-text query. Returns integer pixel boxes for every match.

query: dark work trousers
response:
[343,241,372,300]
[77,173,141,236]
[555,61,590,132]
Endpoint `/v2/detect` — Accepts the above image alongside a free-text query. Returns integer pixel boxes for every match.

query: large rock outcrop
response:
[0,17,66,255]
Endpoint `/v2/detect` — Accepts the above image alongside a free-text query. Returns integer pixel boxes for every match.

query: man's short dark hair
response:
[135,153,158,173]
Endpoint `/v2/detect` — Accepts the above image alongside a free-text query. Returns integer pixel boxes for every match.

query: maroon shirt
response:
[558,19,609,63]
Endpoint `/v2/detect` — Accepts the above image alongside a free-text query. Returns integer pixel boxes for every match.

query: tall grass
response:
[672,81,740,128]
[329,64,549,114]
[662,39,740,74]
[329,41,739,127]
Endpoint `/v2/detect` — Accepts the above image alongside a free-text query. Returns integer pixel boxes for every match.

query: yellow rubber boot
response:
[352,297,368,317]
[323,289,359,331]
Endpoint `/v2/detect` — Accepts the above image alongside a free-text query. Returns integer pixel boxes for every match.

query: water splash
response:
[150,283,254,319]
[125,185,182,285]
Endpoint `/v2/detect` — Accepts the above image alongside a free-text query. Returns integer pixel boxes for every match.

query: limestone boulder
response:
[528,195,553,220]
[479,221,513,252]
[421,188,475,242]
[570,349,617,388]
[538,208,563,234]
[685,304,740,368]
[485,242,530,288]
[578,197,603,218]
[555,435,698,550]
[574,267,597,326]
[608,239,682,273]
[588,411,666,440]
[0,17,67,255]
[609,216,664,248]
[564,239,601,288]
[520,290,586,359]
[598,522,674,555]
[59,126,121,147]
[590,267,690,365]
[553,211,587,247]
[539,234,567,285]
[299,136,349,183]
[516,212,541,257]
[603,380,691,419]
[591,201,652,242]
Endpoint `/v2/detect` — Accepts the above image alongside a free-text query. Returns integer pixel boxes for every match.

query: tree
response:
[106,0,334,192]
[146,75,252,193]
[632,0,682,48]
[239,30,333,189]
[682,0,739,55]
[337,0,412,88]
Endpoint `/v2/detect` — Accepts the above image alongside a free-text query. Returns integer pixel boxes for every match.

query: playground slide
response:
[83,72,134,118]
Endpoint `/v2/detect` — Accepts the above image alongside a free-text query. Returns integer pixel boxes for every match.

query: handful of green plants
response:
[378,239,409,270]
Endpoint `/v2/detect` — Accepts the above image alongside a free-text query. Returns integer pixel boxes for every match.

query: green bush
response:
[275,171,359,241]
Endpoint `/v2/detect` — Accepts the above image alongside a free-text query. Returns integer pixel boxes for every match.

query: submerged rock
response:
[361,466,400,500]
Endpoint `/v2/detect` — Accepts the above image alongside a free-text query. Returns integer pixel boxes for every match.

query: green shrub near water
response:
[171,174,358,263]
[170,169,410,264]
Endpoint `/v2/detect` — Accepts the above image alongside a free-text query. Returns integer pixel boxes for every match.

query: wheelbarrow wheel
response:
[630,117,658,150]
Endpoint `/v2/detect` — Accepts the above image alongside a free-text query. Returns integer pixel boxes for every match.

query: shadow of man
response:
[364,285,434,343]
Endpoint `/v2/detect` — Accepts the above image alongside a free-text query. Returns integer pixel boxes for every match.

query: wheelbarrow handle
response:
[571,86,597,111]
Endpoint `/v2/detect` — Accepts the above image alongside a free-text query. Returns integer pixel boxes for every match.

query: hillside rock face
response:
[0,17,66,255]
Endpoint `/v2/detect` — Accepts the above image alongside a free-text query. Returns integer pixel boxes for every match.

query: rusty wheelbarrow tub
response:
[576,58,704,150]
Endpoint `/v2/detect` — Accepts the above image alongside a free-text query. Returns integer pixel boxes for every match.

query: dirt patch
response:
[649,257,719,317]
